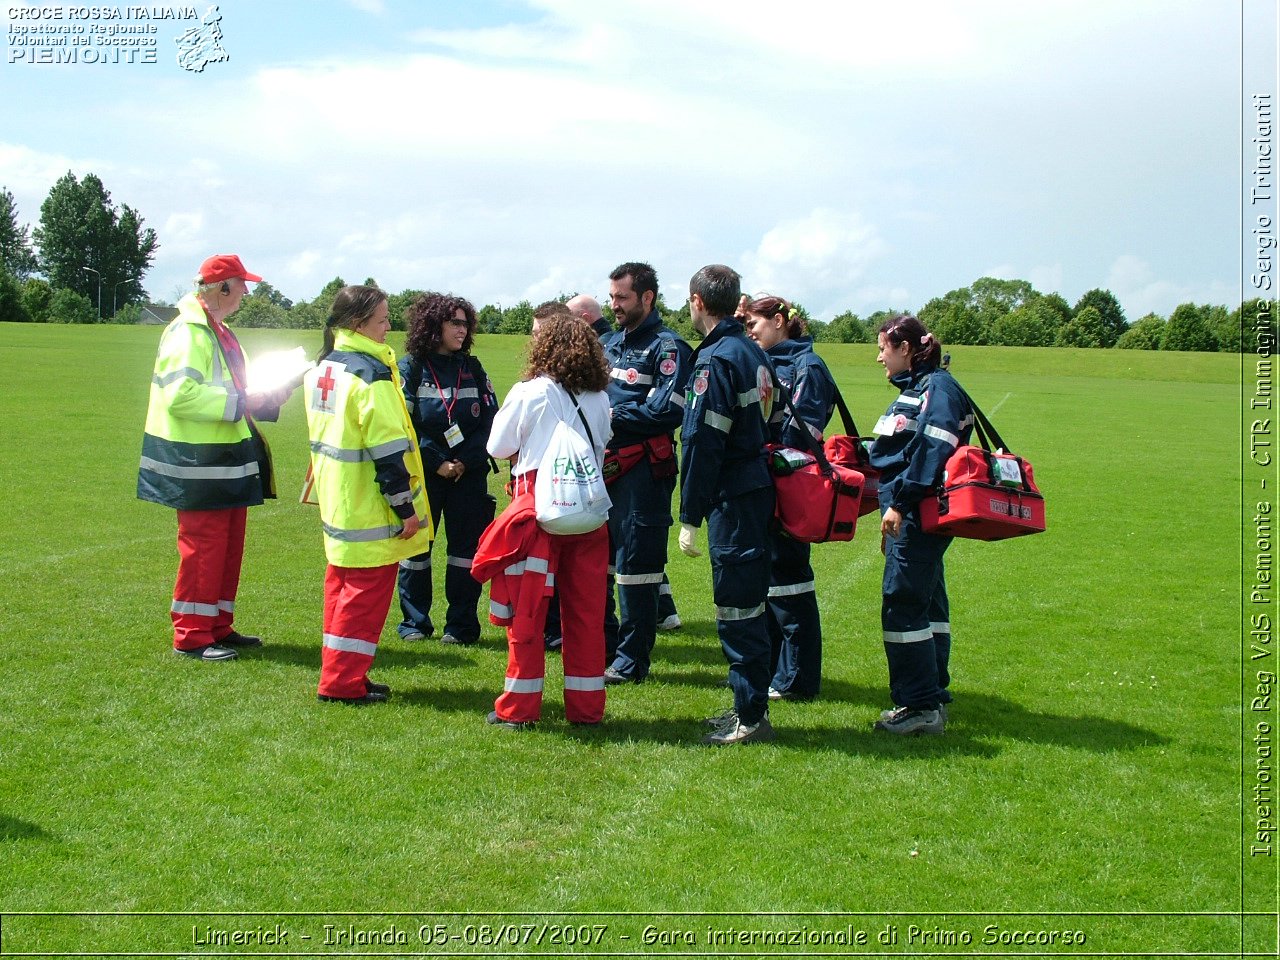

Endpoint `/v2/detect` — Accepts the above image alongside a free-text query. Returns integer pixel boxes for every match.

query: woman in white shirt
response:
[473,312,612,729]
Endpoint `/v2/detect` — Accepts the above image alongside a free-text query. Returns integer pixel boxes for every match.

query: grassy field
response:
[0,323,1260,956]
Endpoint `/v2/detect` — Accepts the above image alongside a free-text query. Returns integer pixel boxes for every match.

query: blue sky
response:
[0,1,1266,320]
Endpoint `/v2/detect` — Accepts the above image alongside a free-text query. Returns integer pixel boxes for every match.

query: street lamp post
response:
[113,278,134,317]
[82,266,102,321]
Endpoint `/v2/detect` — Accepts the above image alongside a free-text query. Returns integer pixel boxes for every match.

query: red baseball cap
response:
[198,254,263,284]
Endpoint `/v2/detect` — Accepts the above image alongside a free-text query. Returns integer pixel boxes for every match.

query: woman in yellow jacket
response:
[303,285,433,705]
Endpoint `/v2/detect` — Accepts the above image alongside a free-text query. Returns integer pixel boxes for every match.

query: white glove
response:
[678,522,702,558]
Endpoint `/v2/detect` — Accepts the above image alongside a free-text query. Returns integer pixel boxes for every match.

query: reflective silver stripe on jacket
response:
[323,633,379,657]
[171,599,220,617]
[140,457,260,481]
[883,627,933,643]
[930,621,951,634]
[504,676,544,693]
[768,580,816,598]
[611,368,654,386]
[704,410,733,434]
[153,367,205,388]
[310,441,372,462]
[490,599,513,619]
[400,557,431,570]
[447,556,473,569]
[716,602,766,621]
[367,437,411,460]
[738,387,764,408]
[323,521,401,542]
[923,424,960,448]
[564,674,606,692]
[416,385,481,400]
[217,599,235,613]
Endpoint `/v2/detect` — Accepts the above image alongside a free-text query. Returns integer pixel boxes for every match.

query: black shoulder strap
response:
[565,389,597,450]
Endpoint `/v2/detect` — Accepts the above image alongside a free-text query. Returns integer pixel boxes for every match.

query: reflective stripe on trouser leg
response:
[396,551,434,638]
[880,509,951,709]
[708,486,775,726]
[553,525,609,723]
[494,630,547,724]
[656,573,678,620]
[318,562,397,699]
[767,530,822,697]
[930,568,952,703]
[172,507,245,651]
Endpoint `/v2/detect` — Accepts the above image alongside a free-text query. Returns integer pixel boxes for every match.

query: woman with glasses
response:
[396,292,498,646]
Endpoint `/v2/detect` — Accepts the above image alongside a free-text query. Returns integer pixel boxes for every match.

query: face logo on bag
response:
[625,368,640,384]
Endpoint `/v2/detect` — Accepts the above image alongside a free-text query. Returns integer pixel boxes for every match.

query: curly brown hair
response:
[405,292,477,359]
[524,316,609,393]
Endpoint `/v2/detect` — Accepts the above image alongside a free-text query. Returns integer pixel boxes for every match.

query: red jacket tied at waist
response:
[471,485,554,638]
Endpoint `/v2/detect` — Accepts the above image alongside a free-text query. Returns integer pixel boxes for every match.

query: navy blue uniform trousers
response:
[398,467,495,642]
[606,462,675,680]
[881,507,953,710]
[710,486,775,726]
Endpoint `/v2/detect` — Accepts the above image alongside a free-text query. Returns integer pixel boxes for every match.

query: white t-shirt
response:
[487,375,612,476]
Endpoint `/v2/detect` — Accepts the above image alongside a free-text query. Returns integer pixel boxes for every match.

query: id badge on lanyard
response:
[444,422,464,448]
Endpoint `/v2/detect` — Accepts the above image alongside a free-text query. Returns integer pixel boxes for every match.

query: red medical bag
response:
[769,445,865,543]
[767,382,867,543]
[918,392,1045,541]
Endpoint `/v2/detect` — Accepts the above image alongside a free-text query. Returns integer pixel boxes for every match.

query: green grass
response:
[0,323,1257,955]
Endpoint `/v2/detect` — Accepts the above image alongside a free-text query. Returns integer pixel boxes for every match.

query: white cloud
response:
[1107,254,1237,319]
[741,209,886,319]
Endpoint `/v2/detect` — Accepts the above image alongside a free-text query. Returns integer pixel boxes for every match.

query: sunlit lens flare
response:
[247,346,313,391]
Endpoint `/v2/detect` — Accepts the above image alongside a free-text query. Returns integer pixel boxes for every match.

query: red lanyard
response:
[425,355,463,423]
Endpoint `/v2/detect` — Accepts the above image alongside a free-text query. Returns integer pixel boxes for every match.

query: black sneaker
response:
[366,679,391,697]
[874,706,944,735]
[544,635,563,651]
[702,713,775,746]
[703,708,738,730]
[486,709,533,731]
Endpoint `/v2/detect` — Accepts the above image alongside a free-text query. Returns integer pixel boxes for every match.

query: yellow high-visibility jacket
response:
[303,328,434,567]
[137,293,267,510]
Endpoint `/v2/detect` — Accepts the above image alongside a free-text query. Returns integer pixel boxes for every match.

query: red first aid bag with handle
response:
[767,381,866,543]
[918,389,1045,541]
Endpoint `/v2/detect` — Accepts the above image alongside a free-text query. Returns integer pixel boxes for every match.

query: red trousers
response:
[318,563,397,699]
[494,520,609,724]
[172,507,247,651]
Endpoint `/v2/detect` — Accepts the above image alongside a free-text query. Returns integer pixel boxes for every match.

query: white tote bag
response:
[534,386,611,535]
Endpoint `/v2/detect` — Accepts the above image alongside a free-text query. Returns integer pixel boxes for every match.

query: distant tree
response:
[1115,312,1165,350]
[1073,289,1127,347]
[20,277,52,323]
[286,276,346,330]
[1056,305,1106,348]
[498,300,534,335]
[926,298,987,345]
[33,171,157,319]
[0,268,28,322]
[114,302,144,325]
[248,281,293,310]
[1161,303,1218,352]
[387,289,426,332]
[1224,297,1279,353]
[476,303,503,334]
[233,296,291,328]
[990,301,1056,346]
[816,310,863,343]
[47,287,96,324]
[0,188,37,279]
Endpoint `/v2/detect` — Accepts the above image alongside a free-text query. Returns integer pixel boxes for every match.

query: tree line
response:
[0,173,1269,353]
